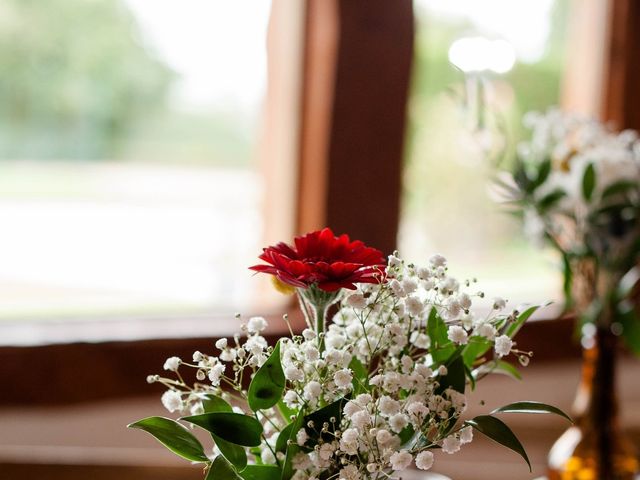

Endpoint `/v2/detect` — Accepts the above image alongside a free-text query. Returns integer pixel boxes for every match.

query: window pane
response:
[401,0,570,305]
[0,0,273,322]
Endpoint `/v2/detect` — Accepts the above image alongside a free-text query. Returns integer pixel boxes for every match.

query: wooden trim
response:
[297,0,414,255]
[560,0,611,117]
[0,312,305,406]
[0,315,580,406]
[602,0,640,129]
[0,464,197,480]
[259,0,306,248]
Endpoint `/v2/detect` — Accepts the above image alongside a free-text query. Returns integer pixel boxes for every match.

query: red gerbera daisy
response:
[250,228,386,292]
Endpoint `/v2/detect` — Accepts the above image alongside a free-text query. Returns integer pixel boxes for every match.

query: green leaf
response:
[464,362,476,390]
[465,415,531,471]
[198,395,247,469]
[462,337,493,367]
[537,188,566,212]
[427,308,456,364]
[493,360,522,380]
[602,180,638,199]
[304,397,348,442]
[213,433,247,471]
[202,394,233,413]
[398,424,415,445]
[281,412,304,480]
[182,413,263,447]
[437,352,466,394]
[248,340,286,411]
[128,416,208,463]
[491,401,572,422]
[240,465,281,480]
[275,421,296,453]
[349,357,368,394]
[533,158,552,190]
[582,163,596,201]
[505,305,540,338]
[276,399,296,421]
[618,308,640,356]
[206,455,242,480]
[561,253,573,311]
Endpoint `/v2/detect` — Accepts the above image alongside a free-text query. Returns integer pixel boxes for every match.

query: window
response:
[400,0,570,306]
[0,0,277,328]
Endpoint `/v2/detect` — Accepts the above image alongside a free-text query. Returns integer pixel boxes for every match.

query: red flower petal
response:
[250,228,386,292]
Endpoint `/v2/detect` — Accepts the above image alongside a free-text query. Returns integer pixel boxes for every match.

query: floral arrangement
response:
[129,228,568,480]
[495,108,640,349]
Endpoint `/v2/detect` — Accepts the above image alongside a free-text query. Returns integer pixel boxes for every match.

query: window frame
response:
[1,0,636,406]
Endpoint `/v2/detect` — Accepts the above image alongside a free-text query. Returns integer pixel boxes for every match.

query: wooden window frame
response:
[2,0,637,407]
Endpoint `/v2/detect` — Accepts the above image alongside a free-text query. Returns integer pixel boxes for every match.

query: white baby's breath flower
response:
[190,402,204,416]
[401,278,418,295]
[318,442,335,461]
[302,328,316,340]
[390,279,406,298]
[390,450,413,470]
[161,390,183,413]
[247,316,268,333]
[442,435,461,454]
[208,364,226,386]
[339,464,361,480]
[376,429,393,445]
[285,366,305,382]
[405,296,424,316]
[163,356,181,372]
[378,396,401,416]
[458,292,472,310]
[388,254,402,268]
[475,322,497,340]
[215,338,227,349]
[219,348,236,362]
[447,325,468,345]
[346,293,367,309]
[429,254,447,267]
[389,413,409,433]
[261,448,276,464]
[460,426,474,444]
[492,297,507,310]
[303,381,322,402]
[495,335,514,357]
[415,450,434,470]
[410,332,430,349]
[334,369,353,389]
[283,390,299,408]
[296,428,309,446]
[351,410,371,430]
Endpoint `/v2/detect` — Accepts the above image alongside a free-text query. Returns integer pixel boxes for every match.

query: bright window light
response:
[448,36,516,74]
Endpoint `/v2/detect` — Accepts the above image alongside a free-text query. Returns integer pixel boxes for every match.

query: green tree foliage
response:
[0,0,174,159]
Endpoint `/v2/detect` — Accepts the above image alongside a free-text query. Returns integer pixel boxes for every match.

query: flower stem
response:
[315,303,328,353]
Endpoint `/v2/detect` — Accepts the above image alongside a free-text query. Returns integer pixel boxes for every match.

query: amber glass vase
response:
[547,322,639,479]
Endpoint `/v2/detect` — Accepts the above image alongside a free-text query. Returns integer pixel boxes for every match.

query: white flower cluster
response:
[152,316,272,416]
[515,108,640,246]
[149,255,526,480]
[277,254,518,479]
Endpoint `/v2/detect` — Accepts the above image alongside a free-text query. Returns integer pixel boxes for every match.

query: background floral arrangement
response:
[495,108,640,349]
[129,228,568,480]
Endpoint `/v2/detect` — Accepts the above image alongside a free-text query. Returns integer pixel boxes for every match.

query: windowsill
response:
[2,358,639,480]
[0,308,580,406]
[0,300,564,347]
[0,308,298,347]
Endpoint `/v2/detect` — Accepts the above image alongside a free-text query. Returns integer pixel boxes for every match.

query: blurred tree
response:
[0,0,174,160]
